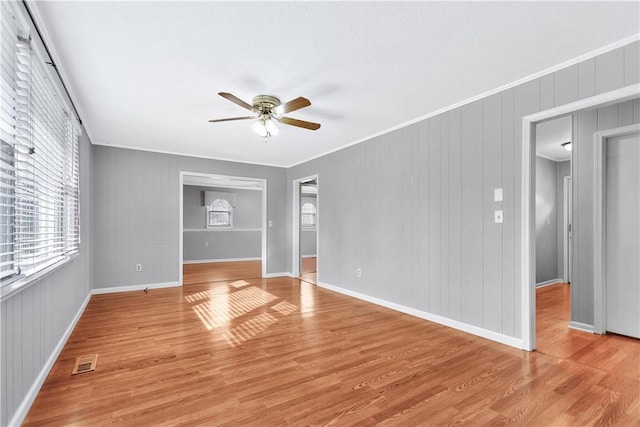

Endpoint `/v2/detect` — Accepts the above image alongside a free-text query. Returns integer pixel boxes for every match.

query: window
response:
[1,1,81,292]
[301,203,316,228]
[208,199,232,227]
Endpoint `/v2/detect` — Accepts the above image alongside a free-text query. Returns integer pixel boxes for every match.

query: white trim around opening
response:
[521,83,640,351]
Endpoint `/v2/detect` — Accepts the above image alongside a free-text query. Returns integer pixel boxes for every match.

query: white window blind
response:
[0,1,80,289]
[208,198,232,227]
[0,1,22,280]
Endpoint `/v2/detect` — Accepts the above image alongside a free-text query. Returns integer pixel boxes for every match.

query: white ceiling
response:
[33,1,639,168]
[536,116,572,162]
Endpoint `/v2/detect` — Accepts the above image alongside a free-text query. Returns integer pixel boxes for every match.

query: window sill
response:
[0,252,79,302]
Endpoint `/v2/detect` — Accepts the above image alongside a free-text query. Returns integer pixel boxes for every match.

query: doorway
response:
[533,115,573,354]
[292,174,319,282]
[299,180,318,284]
[534,115,572,288]
[594,124,640,338]
[521,85,639,351]
[178,172,268,284]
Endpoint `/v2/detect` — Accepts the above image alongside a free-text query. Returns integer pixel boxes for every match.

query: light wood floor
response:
[536,283,639,379]
[24,268,639,426]
[300,256,317,285]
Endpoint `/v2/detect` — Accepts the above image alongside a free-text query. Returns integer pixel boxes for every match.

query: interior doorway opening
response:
[521,84,639,351]
[533,115,573,356]
[292,175,318,283]
[534,115,573,288]
[179,172,268,285]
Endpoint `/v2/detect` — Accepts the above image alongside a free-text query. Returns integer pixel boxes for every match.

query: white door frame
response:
[563,175,572,283]
[521,84,639,351]
[593,123,640,334]
[292,174,319,278]
[178,171,268,284]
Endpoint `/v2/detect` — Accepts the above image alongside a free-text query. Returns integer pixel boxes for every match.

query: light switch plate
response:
[494,188,503,202]
[494,210,504,224]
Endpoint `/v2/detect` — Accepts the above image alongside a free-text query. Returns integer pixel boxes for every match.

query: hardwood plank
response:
[23,268,639,426]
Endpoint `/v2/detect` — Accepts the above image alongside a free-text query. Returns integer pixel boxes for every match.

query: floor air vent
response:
[72,354,98,375]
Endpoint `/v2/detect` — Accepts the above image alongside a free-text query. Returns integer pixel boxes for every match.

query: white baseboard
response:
[536,278,563,288]
[568,321,595,333]
[317,281,524,350]
[9,291,92,427]
[182,257,261,265]
[92,281,181,295]
[262,272,292,278]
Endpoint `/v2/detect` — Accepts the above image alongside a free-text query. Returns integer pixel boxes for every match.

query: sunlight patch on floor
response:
[190,286,278,329]
[186,283,302,345]
[224,312,278,347]
[272,300,298,316]
[230,280,250,288]
[184,286,229,303]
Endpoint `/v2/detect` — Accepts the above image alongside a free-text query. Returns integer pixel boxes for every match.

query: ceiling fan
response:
[209,92,321,138]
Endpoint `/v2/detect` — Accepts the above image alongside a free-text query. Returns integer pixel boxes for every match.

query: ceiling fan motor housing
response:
[252,95,281,113]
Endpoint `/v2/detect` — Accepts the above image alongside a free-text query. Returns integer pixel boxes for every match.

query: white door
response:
[605,131,640,338]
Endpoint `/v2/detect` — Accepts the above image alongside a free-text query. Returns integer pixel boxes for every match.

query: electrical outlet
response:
[136,264,142,272]
[356,268,362,277]
[204,241,209,247]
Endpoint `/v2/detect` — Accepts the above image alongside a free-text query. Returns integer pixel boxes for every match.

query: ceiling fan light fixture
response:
[265,117,279,136]
[252,116,279,138]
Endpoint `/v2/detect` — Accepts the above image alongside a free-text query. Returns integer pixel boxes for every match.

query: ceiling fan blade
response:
[208,116,255,123]
[275,97,311,114]
[279,116,321,131]
[218,92,258,113]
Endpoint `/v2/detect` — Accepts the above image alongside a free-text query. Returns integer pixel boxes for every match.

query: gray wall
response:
[556,160,571,280]
[93,146,288,289]
[535,157,572,284]
[183,231,261,261]
[572,99,640,326]
[300,194,317,257]
[183,186,261,229]
[287,41,639,339]
[183,186,262,261]
[1,129,93,426]
[535,156,559,283]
